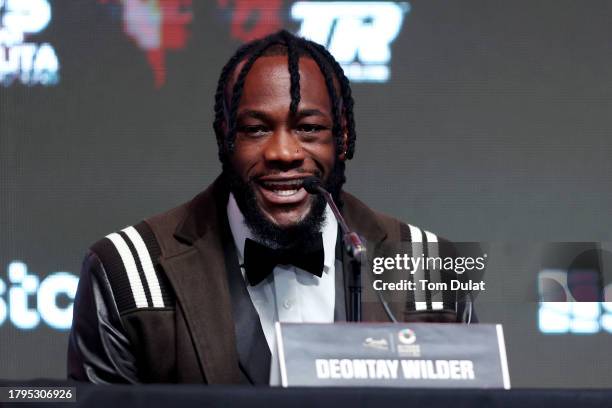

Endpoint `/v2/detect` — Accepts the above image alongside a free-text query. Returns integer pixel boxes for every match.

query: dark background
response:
[1,0,611,386]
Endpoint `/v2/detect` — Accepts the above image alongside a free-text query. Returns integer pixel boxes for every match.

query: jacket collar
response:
[339,190,388,245]
[160,176,244,384]
[172,176,229,245]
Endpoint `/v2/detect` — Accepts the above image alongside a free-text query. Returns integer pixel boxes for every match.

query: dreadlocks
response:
[212,29,357,164]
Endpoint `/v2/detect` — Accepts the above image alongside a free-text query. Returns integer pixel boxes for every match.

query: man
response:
[68,30,474,384]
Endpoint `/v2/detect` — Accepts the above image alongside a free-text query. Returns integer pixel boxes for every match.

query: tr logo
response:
[291,1,409,82]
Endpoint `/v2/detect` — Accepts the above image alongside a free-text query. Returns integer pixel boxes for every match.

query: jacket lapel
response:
[160,177,271,384]
[160,239,241,383]
[159,178,243,384]
[223,237,271,384]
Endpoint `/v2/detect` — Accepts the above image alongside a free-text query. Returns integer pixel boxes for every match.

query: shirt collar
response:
[227,193,337,273]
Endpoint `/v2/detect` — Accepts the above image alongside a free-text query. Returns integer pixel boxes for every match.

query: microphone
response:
[302,177,365,259]
[303,176,463,324]
[301,176,322,195]
[303,176,376,322]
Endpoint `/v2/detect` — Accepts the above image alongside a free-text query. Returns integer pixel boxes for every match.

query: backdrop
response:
[1,0,611,386]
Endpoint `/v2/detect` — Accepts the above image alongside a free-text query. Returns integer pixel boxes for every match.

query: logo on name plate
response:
[398,328,416,344]
[397,328,421,357]
[362,337,390,351]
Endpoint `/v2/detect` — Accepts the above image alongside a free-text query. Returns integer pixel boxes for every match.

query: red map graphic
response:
[217,0,282,42]
[99,0,193,88]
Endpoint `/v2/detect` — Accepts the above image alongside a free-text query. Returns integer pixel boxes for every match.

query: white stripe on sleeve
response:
[408,224,426,309]
[105,232,149,308]
[123,226,165,308]
[424,230,444,310]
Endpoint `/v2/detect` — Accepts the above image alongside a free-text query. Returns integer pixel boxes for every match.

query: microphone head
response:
[302,176,322,194]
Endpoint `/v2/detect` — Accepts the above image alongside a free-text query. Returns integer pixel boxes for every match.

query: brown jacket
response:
[67,177,473,384]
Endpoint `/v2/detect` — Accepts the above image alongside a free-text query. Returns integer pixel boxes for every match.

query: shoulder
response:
[374,209,442,244]
[340,190,445,245]
[88,217,177,315]
[85,180,224,315]
[89,194,192,274]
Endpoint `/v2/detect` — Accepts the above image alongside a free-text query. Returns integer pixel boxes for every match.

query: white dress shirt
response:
[227,193,338,384]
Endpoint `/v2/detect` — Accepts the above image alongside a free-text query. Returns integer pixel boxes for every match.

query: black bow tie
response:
[243,236,325,286]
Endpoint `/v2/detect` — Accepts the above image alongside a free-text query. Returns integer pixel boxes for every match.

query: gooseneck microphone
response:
[303,177,365,259]
[304,177,474,324]
[303,176,397,323]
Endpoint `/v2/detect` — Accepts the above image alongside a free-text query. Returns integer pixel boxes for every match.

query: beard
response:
[223,160,346,250]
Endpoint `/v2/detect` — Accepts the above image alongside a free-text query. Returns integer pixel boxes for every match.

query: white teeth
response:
[273,189,299,196]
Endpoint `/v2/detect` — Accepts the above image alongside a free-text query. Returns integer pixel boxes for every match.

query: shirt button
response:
[283,299,293,310]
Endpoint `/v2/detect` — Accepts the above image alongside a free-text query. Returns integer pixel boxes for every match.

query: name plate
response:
[275,322,510,389]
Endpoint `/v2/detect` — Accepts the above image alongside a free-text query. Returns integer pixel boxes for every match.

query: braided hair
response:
[212,30,357,165]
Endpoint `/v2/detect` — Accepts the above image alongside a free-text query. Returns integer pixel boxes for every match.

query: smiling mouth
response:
[259,179,303,196]
[254,177,311,205]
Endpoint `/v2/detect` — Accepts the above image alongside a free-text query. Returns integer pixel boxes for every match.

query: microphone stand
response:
[305,180,365,322]
[346,236,365,323]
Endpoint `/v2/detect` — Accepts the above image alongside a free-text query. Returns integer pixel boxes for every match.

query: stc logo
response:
[0,262,78,331]
[0,0,59,86]
[291,2,409,82]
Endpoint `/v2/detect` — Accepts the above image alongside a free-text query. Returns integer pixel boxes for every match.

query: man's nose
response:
[262,129,305,166]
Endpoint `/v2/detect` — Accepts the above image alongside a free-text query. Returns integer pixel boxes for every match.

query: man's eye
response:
[297,124,325,133]
[238,125,269,136]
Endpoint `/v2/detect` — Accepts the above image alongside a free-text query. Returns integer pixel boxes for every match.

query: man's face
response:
[226,55,345,230]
